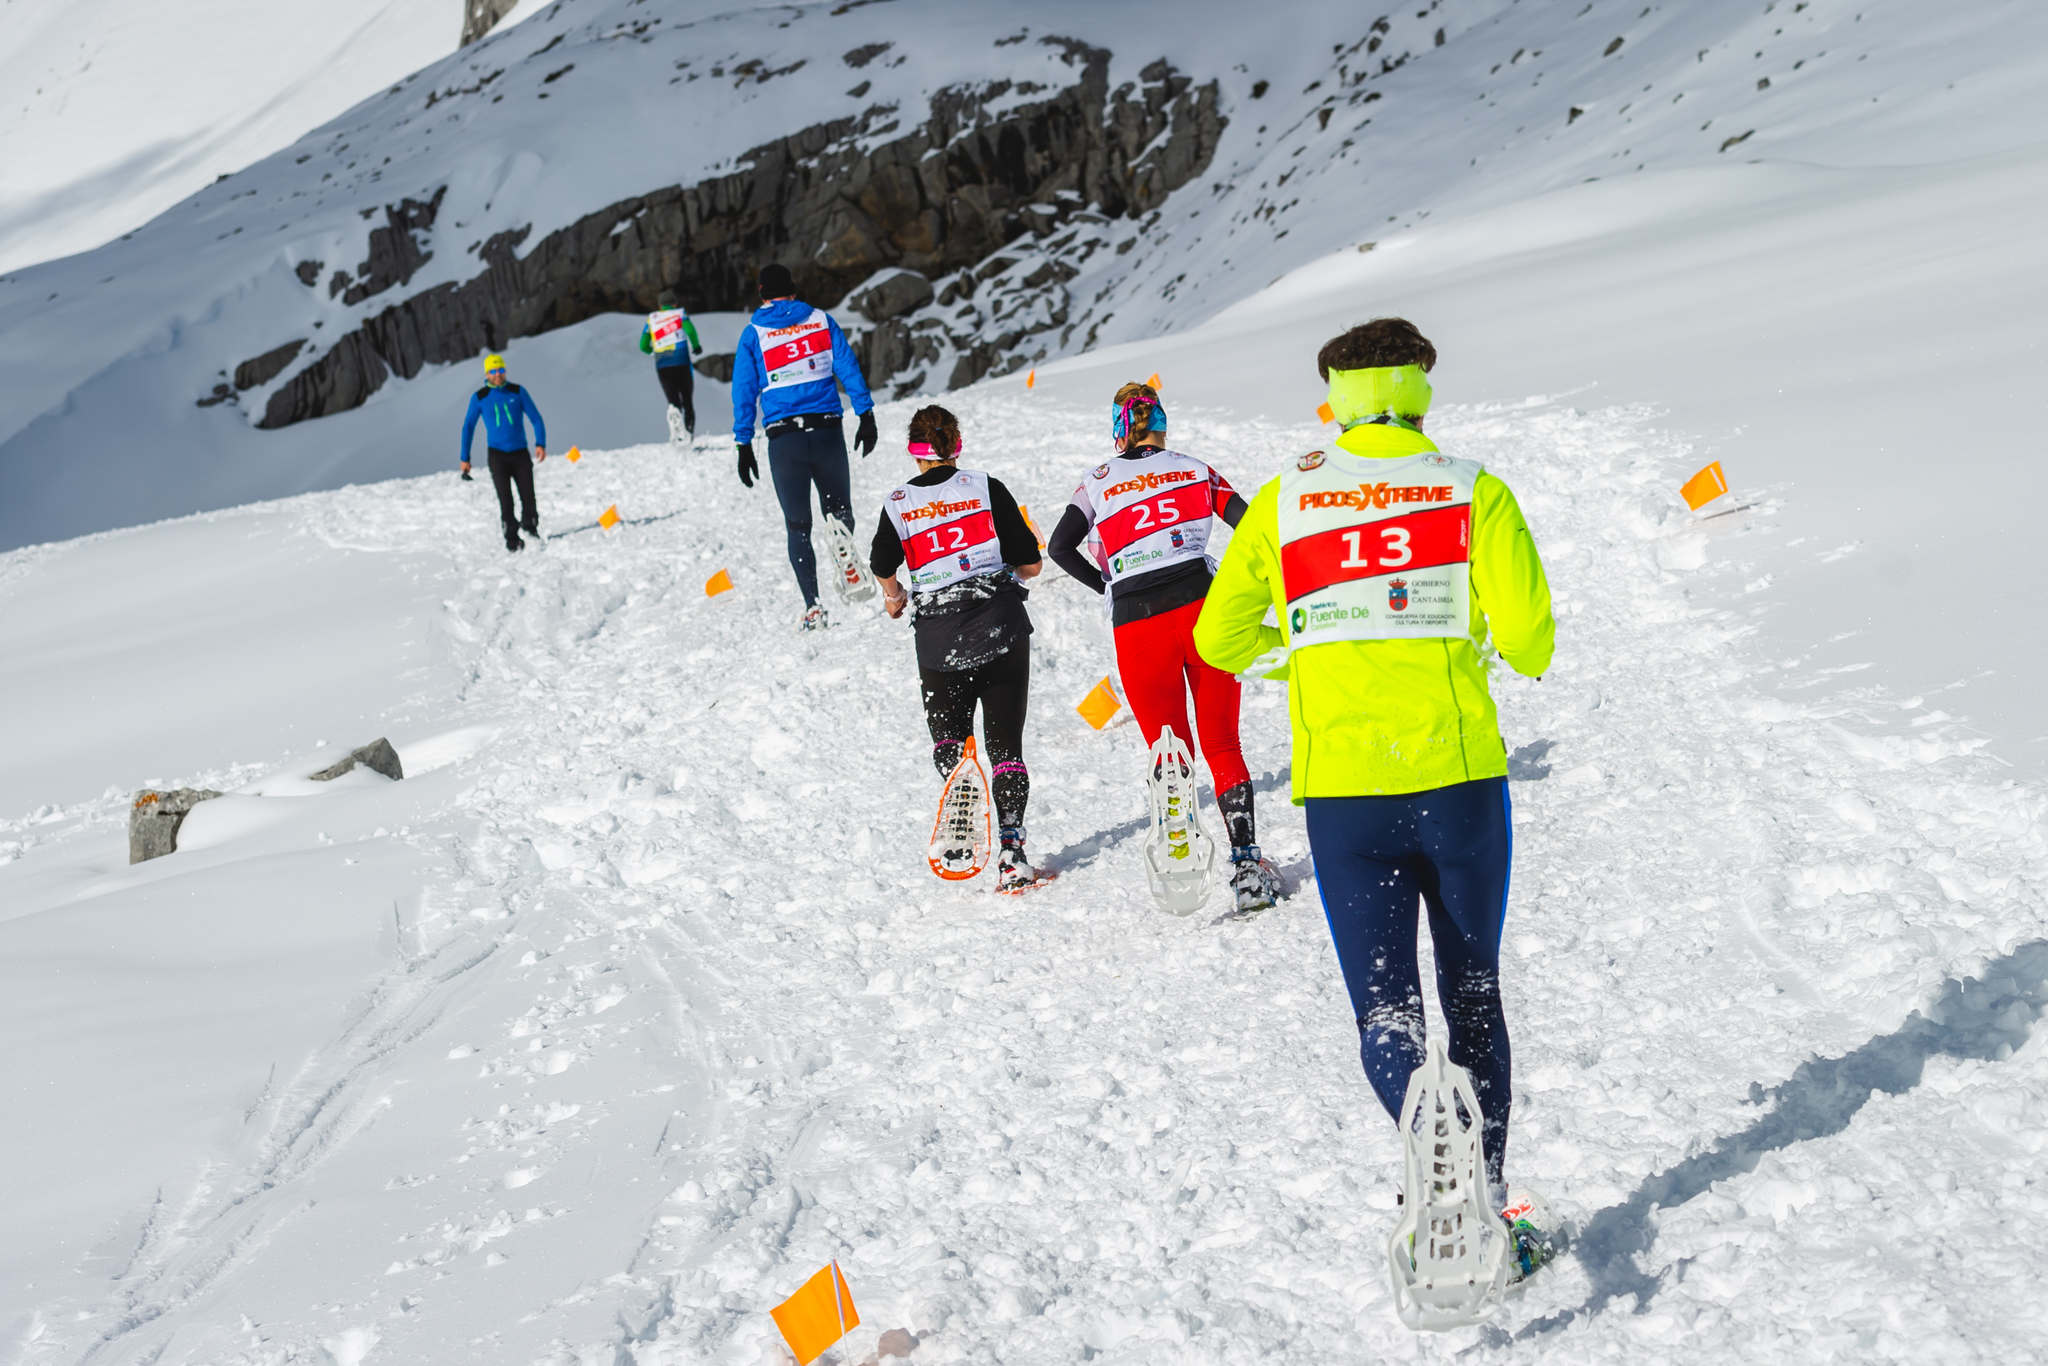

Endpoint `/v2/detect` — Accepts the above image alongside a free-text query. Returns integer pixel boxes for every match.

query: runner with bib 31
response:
[1192,318,1558,1326]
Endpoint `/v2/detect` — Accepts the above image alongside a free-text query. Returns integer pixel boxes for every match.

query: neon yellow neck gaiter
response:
[1326,364,1432,430]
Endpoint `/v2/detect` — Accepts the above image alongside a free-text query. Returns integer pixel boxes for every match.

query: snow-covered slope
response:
[0,0,462,274]
[3,370,2043,1363]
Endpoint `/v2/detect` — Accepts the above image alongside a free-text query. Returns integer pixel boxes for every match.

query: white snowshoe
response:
[666,405,688,444]
[927,738,992,881]
[1142,727,1216,914]
[821,517,877,604]
[1387,1037,1514,1332]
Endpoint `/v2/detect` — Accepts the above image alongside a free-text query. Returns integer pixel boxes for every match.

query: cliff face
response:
[251,40,1222,430]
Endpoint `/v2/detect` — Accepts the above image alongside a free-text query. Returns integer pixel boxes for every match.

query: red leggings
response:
[1111,597,1249,795]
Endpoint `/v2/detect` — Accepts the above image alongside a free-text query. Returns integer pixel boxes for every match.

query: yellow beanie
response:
[483,353,506,372]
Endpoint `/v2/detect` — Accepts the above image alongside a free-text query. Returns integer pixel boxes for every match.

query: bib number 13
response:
[1340,524,1411,570]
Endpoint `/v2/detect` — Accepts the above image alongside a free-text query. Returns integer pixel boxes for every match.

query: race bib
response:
[646,308,688,354]
[885,469,1006,594]
[1277,449,1481,644]
[755,309,834,390]
[1075,450,1229,585]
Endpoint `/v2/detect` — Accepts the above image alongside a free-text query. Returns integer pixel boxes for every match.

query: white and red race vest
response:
[753,308,835,390]
[885,469,1007,595]
[1072,450,1230,586]
[1277,448,1481,644]
[646,307,689,354]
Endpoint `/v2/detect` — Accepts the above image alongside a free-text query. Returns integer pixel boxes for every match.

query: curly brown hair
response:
[1316,317,1437,380]
[907,404,962,460]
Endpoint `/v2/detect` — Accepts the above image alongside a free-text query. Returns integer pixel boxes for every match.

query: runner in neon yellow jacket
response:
[1193,318,1554,1242]
[1191,374,1553,798]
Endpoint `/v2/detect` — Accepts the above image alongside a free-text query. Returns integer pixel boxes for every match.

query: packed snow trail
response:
[6,391,2046,1364]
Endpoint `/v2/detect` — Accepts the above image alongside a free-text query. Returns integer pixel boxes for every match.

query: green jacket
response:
[1193,420,1554,799]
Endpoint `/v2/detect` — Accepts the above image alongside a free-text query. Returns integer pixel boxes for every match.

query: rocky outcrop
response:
[310,737,404,783]
[246,40,1224,427]
[129,788,222,864]
[462,0,519,47]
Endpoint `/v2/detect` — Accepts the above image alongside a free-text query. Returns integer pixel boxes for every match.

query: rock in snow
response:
[127,787,223,863]
[308,737,404,783]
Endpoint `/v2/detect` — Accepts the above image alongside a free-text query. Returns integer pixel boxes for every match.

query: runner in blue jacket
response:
[460,353,547,552]
[730,262,879,629]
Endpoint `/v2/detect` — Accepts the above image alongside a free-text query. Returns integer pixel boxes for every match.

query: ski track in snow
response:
[15,392,2048,1364]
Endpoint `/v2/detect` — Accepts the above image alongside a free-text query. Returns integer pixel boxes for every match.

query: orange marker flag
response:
[1018,503,1045,549]
[1680,461,1728,511]
[598,504,622,530]
[705,568,734,596]
[565,446,582,463]
[1316,401,1335,424]
[1146,372,1162,390]
[770,1262,859,1366]
[1026,368,1036,389]
[1077,676,1123,730]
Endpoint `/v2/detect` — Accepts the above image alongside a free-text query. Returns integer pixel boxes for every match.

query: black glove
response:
[459,469,473,481]
[736,442,758,488]
[854,409,878,458]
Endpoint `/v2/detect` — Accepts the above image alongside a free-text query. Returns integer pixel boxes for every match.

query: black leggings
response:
[486,447,537,542]
[656,366,695,430]
[921,642,1030,835]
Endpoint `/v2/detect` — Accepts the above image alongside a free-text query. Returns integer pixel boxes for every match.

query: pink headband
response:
[907,441,960,458]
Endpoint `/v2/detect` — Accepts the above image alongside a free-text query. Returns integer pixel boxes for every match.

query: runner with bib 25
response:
[1046,382,1286,917]
[1192,319,1558,1329]
[869,406,1048,893]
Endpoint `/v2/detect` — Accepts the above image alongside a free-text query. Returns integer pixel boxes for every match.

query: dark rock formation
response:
[234,339,304,392]
[129,787,222,864]
[848,269,935,323]
[310,737,404,783]
[462,0,519,47]
[247,40,1224,428]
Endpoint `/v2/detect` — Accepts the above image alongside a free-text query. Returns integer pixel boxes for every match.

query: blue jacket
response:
[730,299,873,443]
[461,382,546,463]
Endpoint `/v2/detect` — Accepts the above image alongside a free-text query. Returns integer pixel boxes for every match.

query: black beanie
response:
[757,263,796,298]
[658,289,679,309]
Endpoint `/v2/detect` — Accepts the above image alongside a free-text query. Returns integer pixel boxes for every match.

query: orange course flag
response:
[565,446,582,463]
[1018,503,1045,549]
[1026,369,1036,389]
[1146,372,1162,389]
[598,504,622,530]
[1316,401,1335,424]
[1077,676,1123,730]
[1680,460,1729,511]
[705,568,734,596]
[770,1262,859,1366]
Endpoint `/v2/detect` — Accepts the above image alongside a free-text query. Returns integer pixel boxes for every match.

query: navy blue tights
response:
[1305,777,1514,1190]
[766,424,854,607]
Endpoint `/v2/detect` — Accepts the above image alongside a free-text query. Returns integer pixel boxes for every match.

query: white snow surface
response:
[0,0,462,274]
[3,372,2045,1362]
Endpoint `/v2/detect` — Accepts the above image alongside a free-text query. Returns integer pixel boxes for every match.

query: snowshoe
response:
[1142,726,1216,914]
[928,739,991,881]
[666,405,689,445]
[1387,1037,1513,1332]
[1225,845,1286,917]
[995,831,1056,894]
[821,517,878,604]
[799,604,831,632]
[1500,1187,1558,1286]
